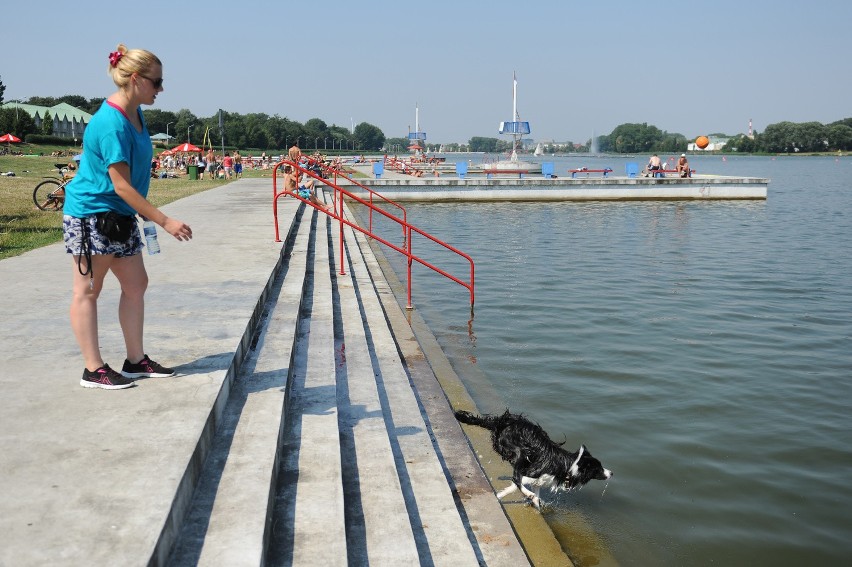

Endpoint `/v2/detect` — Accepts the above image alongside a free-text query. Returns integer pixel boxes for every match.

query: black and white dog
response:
[455,409,612,509]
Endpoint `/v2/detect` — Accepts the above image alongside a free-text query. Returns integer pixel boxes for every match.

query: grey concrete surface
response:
[0,179,295,566]
[0,178,537,566]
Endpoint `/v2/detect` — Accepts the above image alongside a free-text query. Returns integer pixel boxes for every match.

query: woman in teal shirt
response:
[64,44,193,390]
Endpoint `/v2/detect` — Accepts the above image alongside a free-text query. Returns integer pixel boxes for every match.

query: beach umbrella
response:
[1,133,22,152]
[171,142,201,153]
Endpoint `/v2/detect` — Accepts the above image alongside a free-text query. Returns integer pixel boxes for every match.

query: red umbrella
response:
[0,133,22,143]
[171,142,201,153]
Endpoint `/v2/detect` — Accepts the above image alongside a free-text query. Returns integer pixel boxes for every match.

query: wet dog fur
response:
[455,409,612,509]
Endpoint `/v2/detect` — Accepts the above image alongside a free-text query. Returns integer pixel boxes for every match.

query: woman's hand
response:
[162,217,193,241]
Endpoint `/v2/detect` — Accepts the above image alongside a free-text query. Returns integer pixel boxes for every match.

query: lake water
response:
[374,154,852,566]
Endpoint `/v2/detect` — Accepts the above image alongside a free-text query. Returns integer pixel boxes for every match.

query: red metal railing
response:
[272,158,475,308]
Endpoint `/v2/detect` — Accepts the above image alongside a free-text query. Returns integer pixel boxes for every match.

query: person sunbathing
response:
[283,165,332,212]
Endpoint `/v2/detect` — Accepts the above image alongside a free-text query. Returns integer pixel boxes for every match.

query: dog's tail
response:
[454,410,503,431]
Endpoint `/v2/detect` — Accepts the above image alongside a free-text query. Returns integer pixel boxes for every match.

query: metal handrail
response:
[325,159,408,241]
[273,157,407,239]
[272,159,475,308]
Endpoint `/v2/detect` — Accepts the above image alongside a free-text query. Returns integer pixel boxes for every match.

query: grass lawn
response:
[0,150,272,260]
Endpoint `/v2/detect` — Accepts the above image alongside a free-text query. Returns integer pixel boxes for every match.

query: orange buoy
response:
[695,136,710,149]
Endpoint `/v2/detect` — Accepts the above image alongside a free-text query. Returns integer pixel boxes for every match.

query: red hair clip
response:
[108,51,123,67]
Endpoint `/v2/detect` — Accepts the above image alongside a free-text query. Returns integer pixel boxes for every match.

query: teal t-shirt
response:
[63,101,153,218]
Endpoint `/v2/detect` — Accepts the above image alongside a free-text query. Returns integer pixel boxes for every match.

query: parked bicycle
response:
[33,163,73,211]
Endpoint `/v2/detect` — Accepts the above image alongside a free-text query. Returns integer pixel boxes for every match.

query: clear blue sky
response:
[4,0,850,143]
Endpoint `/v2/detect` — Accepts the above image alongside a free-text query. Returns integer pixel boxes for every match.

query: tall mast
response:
[408,103,426,154]
[512,72,518,157]
[498,71,530,163]
[513,71,518,121]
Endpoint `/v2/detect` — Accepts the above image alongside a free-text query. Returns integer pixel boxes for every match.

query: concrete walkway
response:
[0,179,551,566]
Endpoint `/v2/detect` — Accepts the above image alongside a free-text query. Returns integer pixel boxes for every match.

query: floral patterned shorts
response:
[63,215,143,257]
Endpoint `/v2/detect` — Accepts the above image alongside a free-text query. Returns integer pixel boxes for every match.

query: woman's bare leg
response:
[70,254,114,371]
[110,254,148,364]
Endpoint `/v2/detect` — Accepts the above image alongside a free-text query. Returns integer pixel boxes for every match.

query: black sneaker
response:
[121,355,175,378]
[81,364,136,390]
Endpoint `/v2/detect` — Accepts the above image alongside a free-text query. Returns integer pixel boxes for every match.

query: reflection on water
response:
[374,155,852,566]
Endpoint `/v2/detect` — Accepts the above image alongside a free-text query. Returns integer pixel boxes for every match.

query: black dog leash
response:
[76,218,94,289]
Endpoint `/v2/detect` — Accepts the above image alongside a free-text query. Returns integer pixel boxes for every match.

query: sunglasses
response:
[139,74,164,89]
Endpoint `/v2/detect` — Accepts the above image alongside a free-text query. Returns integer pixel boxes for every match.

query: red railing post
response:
[406,225,413,309]
[338,188,346,276]
[272,161,281,242]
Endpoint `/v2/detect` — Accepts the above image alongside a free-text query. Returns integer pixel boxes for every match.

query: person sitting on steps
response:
[284,165,332,212]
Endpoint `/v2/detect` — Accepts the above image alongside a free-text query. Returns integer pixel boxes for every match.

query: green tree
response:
[274,118,305,150]
[353,122,384,151]
[173,108,199,144]
[0,75,5,105]
[85,97,105,115]
[384,137,408,153]
[596,123,689,154]
[58,95,88,109]
[26,96,58,107]
[762,121,798,153]
[142,108,179,138]
[0,108,11,133]
[724,134,756,153]
[827,124,852,151]
[795,121,828,152]
[0,107,35,137]
[829,117,852,129]
[260,114,286,149]
[469,136,500,152]
[41,110,53,135]
[658,133,688,153]
[304,118,329,145]
[609,123,664,153]
[596,134,613,153]
[328,125,351,151]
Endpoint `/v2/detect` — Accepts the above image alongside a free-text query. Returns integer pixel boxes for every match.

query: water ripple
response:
[375,156,852,566]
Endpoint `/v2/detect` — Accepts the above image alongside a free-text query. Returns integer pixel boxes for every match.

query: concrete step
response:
[167,191,527,566]
[168,204,313,566]
[268,208,348,566]
[343,218,482,567]
[269,198,480,565]
[334,211,421,564]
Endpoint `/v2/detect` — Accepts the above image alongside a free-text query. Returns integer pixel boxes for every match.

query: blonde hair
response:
[107,44,162,88]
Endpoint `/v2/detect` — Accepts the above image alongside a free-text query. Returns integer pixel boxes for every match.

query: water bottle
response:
[143,220,160,255]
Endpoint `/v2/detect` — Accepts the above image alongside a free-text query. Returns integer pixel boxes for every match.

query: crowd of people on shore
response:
[151,149,278,179]
[149,147,361,180]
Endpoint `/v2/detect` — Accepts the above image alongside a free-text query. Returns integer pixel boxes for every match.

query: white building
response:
[0,102,93,140]
[688,135,730,152]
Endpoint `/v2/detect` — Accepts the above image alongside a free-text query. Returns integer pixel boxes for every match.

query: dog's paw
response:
[524,495,542,510]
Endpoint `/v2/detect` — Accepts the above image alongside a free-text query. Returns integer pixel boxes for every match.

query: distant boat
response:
[534,143,544,156]
[479,72,541,174]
